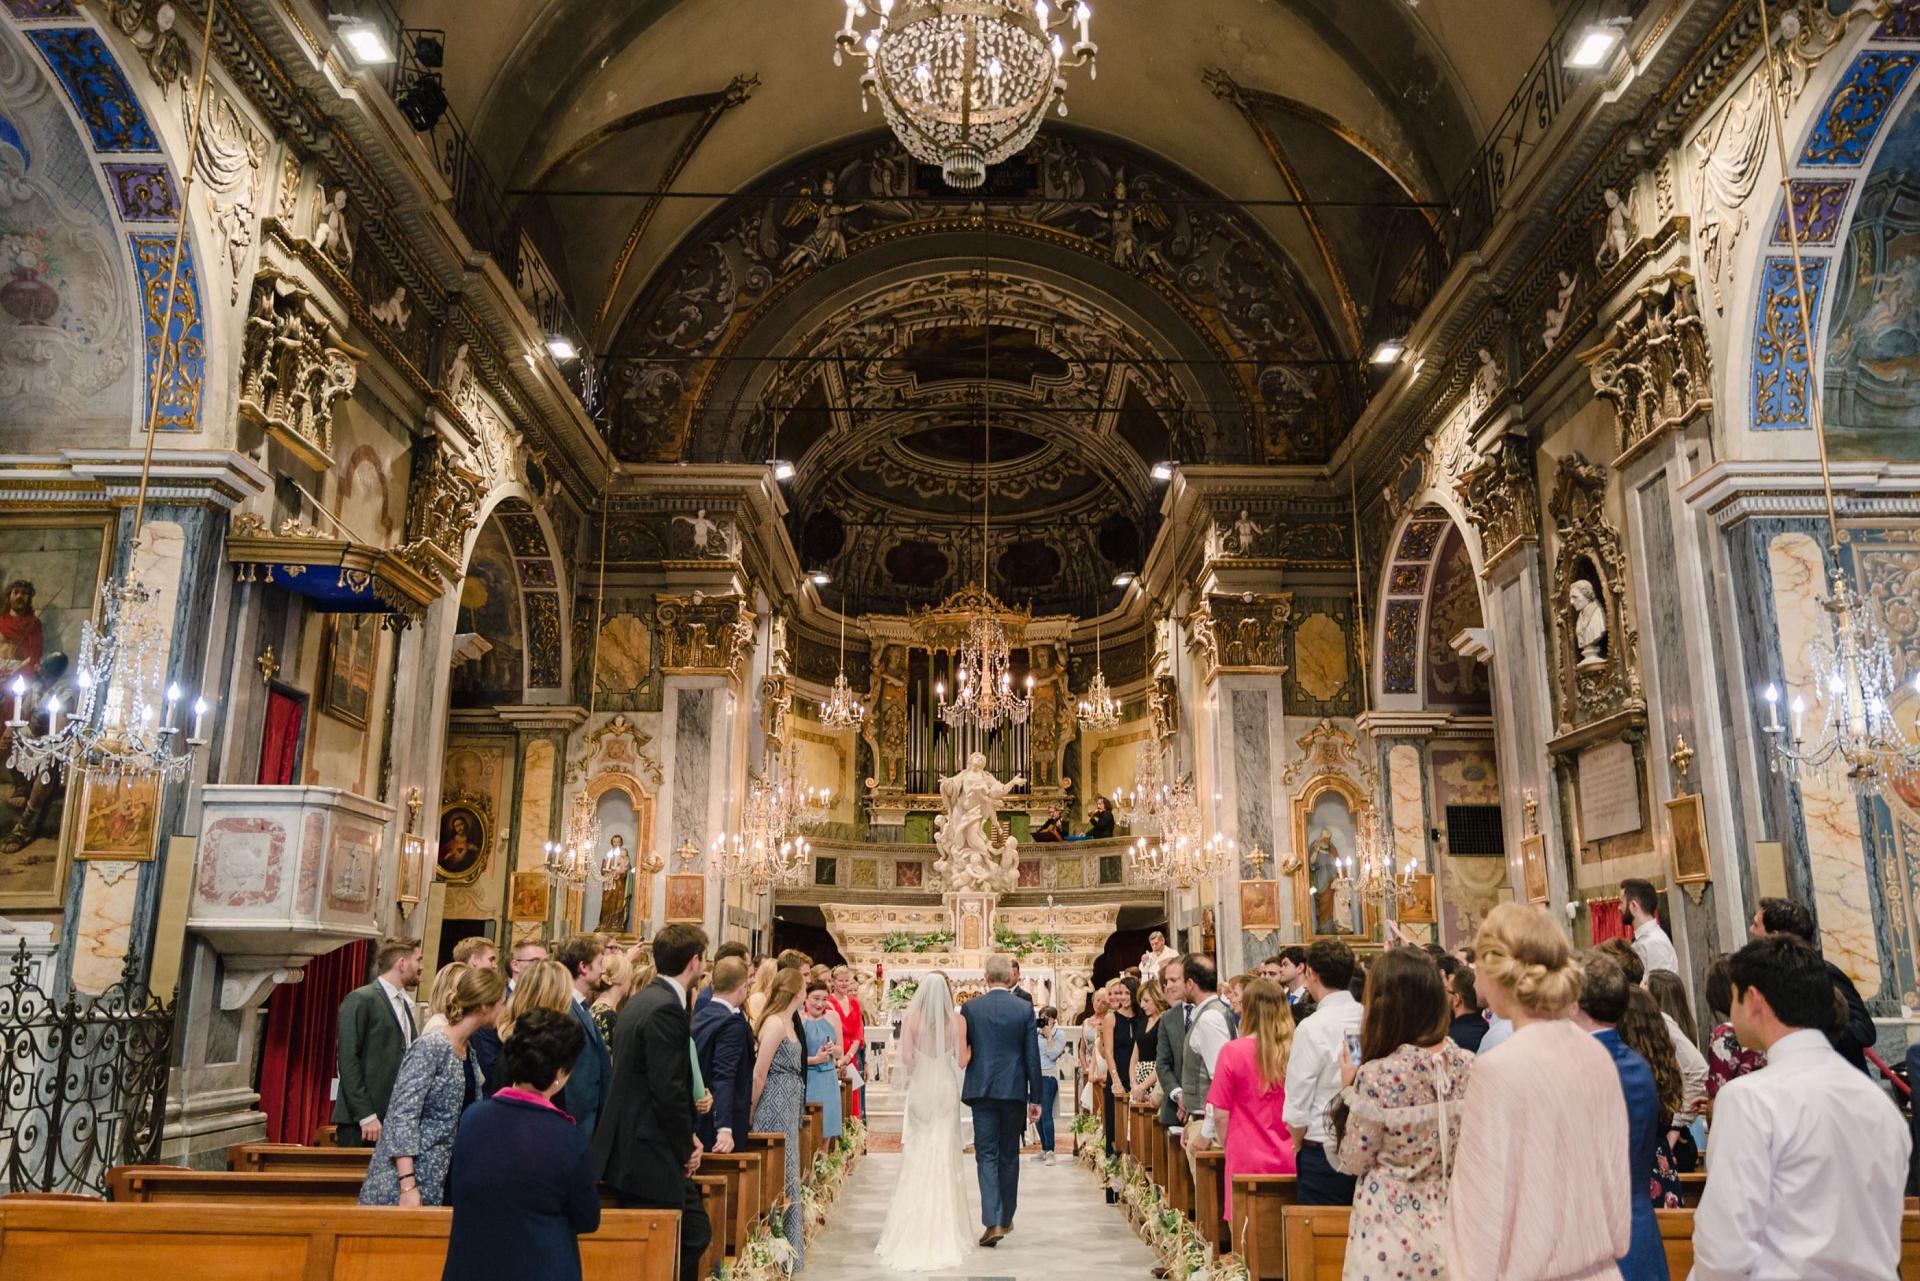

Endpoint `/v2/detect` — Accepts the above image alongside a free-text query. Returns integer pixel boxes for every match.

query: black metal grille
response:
[0,942,175,1196]
[1445,804,1506,857]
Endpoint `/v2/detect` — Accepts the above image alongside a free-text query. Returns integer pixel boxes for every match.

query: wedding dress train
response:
[874,976,976,1272]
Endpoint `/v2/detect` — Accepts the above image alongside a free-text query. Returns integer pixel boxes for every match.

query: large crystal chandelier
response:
[833,0,1097,190]
[819,603,866,731]
[1075,618,1120,731]
[1131,829,1235,891]
[1751,0,1920,801]
[1112,738,1167,831]
[710,776,813,892]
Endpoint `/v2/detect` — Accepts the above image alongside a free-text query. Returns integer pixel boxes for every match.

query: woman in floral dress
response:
[1704,955,1764,1100]
[1330,951,1475,1280]
[1618,986,1686,1209]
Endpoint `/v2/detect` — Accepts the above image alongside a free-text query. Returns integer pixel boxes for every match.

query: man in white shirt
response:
[1282,939,1363,1204]
[1621,878,1681,978]
[1690,935,1910,1281]
[1174,954,1234,1152]
[1140,930,1180,983]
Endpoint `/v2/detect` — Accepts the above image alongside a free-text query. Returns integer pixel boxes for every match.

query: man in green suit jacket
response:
[333,939,422,1146]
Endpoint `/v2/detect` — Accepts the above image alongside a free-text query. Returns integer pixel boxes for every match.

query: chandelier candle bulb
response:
[7,676,21,726]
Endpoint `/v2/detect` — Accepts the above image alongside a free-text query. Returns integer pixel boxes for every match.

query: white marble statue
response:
[1569,579,1608,669]
[933,751,1024,894]
[1232,507,1267,554]
[1541,270,1577,349]
[1599,187,1633,268]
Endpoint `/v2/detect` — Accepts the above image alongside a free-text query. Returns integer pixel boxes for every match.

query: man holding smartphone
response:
[1283,940,1363,1205]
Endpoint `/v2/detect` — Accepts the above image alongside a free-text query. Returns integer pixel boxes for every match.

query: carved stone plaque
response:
[1578,740,1642,843]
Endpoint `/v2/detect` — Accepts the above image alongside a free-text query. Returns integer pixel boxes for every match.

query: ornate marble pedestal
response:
[946,890,997,957]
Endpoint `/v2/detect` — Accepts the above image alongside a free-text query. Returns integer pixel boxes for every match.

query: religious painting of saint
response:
[1239,878,1280,930]
[664,873,705,924]
[319,613,380,729]
[436,802,489,883]
[0,515,111,906]
[1666,793,1711,887]
[76,771,159,862]
[1397,872,1437,924]
[508,870,549,922]
[1520,833,1550,905]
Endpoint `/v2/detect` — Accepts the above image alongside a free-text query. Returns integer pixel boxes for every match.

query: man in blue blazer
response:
[1574,949,1670,1281]
[959,953,1043,1248]
[692,955,755,1152]
[556,935,613,1141]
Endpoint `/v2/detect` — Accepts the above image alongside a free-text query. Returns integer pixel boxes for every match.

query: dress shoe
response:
[980,1228,1005,1248]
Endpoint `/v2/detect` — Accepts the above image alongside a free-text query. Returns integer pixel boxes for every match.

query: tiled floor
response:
[803,1148,1160,1280]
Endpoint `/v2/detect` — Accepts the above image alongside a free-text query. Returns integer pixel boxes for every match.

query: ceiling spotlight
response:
[809,570,832,587]
[770,459,796,481]
[1150,461,1175,482]
[544,334,578,361]
[1112,571,1135,588]
[1565,21,1625,69]
[335,19,395,65]
[1370,338,1407,366]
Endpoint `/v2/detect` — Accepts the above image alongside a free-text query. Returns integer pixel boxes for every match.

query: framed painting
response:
[1396,872,1437,924]
[436,796,490,884]
[1239,878,1281,930]
[0,513,113,906]
[319,613,380,729]
[397,832,426,908]
[1666,793,1712,886]
[665,873,705,924]
[76,770,159,862]
[508,870,549,922]
[1520,833,1550,905]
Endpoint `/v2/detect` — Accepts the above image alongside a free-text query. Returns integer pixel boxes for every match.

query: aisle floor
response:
[802,1148,1161,1281]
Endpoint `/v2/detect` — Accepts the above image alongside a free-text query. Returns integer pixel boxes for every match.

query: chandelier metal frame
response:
[1075,617,1120,731]
[833,0,1097,189]
[819,598,867,732]
[1750,0,1920,799]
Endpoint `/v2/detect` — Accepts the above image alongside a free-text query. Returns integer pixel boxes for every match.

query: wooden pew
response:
[1193,1149,1229,1252]
[697,1151,763,1257]
[227,1144,372,1175]
[109,1166,370,1205]
[1230,1175,1297,1281]
[1161,1128,1192,1216]
[802,1103,824,1174]
[1131,1103,1158,1187]
[0,1201,679,1280]
[744,1133,788,1217]
[694,1174,728,1280]
[1676,1171,1705,1207]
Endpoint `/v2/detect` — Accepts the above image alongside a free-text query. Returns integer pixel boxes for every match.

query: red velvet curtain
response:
[259,689,303,785]
[258,939,368,1143]
[1588,898,1630,945]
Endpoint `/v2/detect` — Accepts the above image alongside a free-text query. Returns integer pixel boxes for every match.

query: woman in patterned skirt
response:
[752,968,809,1267]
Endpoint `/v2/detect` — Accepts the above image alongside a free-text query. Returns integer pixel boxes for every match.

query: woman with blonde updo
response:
[1445,903,1631,1280]
[421,961,470,1036]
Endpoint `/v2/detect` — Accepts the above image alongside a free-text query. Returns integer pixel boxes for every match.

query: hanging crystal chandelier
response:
[1749,0,1920,802]
[1112,738,1167,832]
[833,0,1097,190]
[819,605,866,731]
[1130,828,1235,890]
[770,741,835,831]
[1075,618,1120,731]
[938,609,1033,730]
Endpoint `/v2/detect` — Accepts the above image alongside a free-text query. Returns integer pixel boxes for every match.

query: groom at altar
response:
[960,953,1044,1248]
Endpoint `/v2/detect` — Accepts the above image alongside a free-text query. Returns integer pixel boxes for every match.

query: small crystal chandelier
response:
[1112,738,1168,832]
[770,741,834,831]
[833,0,1097,190]
[1336,813,1418,908]
[1750,0,1920,802]
[710,785,813,893]
[819,603,866,731]
[1075,618,1120,731]
[1131,828,1235,890]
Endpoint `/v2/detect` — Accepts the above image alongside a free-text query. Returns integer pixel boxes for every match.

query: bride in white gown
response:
[874,972,976,1272]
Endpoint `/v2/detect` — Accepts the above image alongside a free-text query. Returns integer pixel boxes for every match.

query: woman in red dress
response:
[828,965,865,1120]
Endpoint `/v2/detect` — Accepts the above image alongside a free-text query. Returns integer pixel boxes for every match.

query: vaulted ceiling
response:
[394,0,1564,612]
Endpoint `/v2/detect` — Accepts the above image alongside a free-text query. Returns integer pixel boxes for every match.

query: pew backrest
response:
[227,1144,373,1175]
[109,1166,369,1205]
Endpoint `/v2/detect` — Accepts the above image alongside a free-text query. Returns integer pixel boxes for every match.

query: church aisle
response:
[804,1149,1160,1281]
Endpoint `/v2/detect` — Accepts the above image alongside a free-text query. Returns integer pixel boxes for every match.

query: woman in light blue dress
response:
[801,980,846,1141]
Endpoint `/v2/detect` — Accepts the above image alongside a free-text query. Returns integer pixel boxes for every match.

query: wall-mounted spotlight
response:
[332,17,394,65]
[1149,461,1175,482]
[770,459,796,481]
[809,570,832,586]
[544,334,578,361]
[1564,19,1627,69]
[1112,571,1135,588]
[1370,337,1407,366]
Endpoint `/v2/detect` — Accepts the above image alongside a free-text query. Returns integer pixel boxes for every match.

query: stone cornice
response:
[0,450,272,510]
[1680,460,1920,528]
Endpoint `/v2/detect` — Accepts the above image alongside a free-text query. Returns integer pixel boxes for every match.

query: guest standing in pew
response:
[1206,977,1296,1228]
[1747,897,1878,1074]
[1616,988,1687,1210]
[591,946,638,1047]
[696,942,751,1013]
[1701,955,1764,1102]
[442,1008,599,1281]
[1572,950,1669,1281]
[557,934,613,1142]
[803,980,848,1142]
[335,937,423,1148]
[694,956,755,1154]
[1282,939,1363,1205]
[475,960,573,1100]
[421,962,469,1037]
[830,965,868,1121]
[360,966,504,1206]
[593,923,713,1281]
[1445,965,1487,1053]
[1690,935,1911,1281]
[1328,952,1472,1281]
[1444,904,1629,1279]
[751,968,809,1270]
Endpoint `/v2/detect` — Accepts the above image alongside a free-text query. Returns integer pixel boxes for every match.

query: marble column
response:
[1209,675,1289,975]
[654,678,727,937]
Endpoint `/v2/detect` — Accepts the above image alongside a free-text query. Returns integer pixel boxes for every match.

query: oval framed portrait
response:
[436,803,489,883]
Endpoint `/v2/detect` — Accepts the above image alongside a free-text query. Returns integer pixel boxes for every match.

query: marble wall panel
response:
[1768,531,1881,995]
[515,740,556,873]
[670,687,713,858]
[71,860,140,994]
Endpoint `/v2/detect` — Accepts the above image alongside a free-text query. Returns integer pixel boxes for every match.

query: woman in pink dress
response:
[1206,977,1296,1225]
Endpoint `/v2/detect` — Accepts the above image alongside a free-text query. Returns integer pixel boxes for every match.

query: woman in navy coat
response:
[442,1007,600,1281]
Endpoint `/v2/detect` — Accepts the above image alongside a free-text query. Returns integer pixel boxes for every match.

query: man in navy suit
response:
[692,955,754,1153]
[960,953,1043,1248]
[556,934,612,1141]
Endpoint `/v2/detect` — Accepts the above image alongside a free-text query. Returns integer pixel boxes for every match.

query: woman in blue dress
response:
[802,979,847,1142]
[753,971,808,1267]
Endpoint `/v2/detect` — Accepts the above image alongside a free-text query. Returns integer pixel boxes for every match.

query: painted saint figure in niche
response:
[1309,828,1350,936]
[437,806,486,879]
[598,833,631,934]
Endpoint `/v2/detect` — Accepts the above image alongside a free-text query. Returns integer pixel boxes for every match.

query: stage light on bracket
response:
[770,459,796,481]
[1370,337,1407,366]
[1112,571,1135,588]
[809,570,831,586]
[1150,461,1175,482]
[1565,20,1626,69]
[544,334,578,361]
[334,18,395,66]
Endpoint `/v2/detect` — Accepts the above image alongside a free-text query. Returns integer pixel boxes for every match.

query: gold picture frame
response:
[664,873,705,923]
[508,870,549,923]
[76,771,160,862]
[1396,872,1437,924]
[318,613,380,729]
[397,833,426,908]
[1520,833,1550,905]
[1238,878,1281,930]
[1665,792,1712,886]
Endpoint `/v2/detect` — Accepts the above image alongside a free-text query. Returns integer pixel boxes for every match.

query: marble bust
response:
[1569,579,1608,669]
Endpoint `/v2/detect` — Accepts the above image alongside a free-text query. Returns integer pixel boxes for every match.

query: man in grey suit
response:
[1177,953,1234,1157]
[960,953,1043,1249]
[1153,956,1188,1129]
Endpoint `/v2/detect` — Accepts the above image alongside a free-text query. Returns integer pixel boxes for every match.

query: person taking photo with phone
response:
[1283,939,1363,1205]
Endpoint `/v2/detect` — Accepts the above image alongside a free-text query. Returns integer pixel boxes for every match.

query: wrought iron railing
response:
[0,942,175,1196]
[340,3,604,418]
